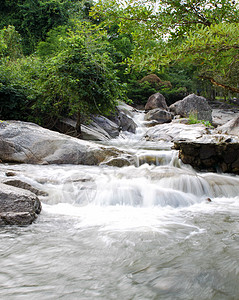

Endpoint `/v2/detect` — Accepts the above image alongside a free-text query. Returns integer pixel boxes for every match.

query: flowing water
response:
[1,111,239,299]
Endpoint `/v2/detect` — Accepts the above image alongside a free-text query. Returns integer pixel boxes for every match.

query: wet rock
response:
[144,108,173,124]
[0,183,41,226]
[100,156,132,167]
[2,179,48,196]
[217,115,239,137]
[0,121,126,165]
[145,93,168,111]
[169,94,212,122]
[174,141,239,174]
[145,122,208,142]
[5,171,16,177]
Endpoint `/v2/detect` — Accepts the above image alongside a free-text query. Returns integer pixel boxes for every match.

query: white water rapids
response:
[1,110,239,299]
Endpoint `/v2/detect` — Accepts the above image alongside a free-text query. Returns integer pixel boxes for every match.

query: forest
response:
[0,0,239,129]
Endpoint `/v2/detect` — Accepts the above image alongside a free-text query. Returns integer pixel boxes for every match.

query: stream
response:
[1,111,239,299]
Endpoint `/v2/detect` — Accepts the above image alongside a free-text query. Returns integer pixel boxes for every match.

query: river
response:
[0,111,239,299]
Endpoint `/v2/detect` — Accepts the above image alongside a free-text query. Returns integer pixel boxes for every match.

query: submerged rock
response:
[0,183,41,226]
[100,156,132,167]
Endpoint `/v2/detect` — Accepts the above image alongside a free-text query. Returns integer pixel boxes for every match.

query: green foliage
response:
[0,55,43,120]
[126,80,159,106]
[91,0,239,93]
[188,112,212,127]
[34,21,125,122]
[0,21,126,126]
[0,0,90,54]
[172,23,239,93]
[0,25,22,60]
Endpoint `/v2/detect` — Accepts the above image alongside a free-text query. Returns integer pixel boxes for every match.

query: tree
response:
[0,0,91,54]
[36,21,125,129]
[0,21,126,128]
[0,25,22,60]
[91,0,239,94]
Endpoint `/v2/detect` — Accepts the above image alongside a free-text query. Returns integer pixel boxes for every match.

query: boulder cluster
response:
[144,92,212,125]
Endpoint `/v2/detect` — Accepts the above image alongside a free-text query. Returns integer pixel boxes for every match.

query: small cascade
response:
[135,150,179,167]
[93,176,201,208]
[202,173,239,198]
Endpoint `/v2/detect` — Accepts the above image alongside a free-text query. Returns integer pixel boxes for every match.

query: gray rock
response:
[0,121,125,165]
[0,183,41,225]
[100,156,132,167]
[217,115,239,137]
[144,108,173,124]
[108,102,138,133]
[109,110,137,133]
[118,111,137,133]
[91,115,119,138]
[145,122,208,142]
[169,94,212,122]
[81,124,111,141]
[56,118,111,141]
[2,179,48,196]
[145,93,168,111]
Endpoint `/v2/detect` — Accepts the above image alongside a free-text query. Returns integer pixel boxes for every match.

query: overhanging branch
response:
[200,75,239,93]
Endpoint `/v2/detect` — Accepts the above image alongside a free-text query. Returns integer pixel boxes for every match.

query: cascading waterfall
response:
[1,108,239,299]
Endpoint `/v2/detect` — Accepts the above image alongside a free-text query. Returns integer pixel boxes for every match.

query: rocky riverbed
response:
[1,95,239,299]
[1,95,239,226]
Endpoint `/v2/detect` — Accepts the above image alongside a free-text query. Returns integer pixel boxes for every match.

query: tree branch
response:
[200,75,239,93]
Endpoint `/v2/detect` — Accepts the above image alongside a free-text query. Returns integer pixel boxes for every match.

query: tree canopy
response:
[91,0,239,93]
[1,0,239,126]
[0,20,125,129]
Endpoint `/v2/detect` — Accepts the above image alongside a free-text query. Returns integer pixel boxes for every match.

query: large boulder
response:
[169,94,212,122]
[174,140,239,174]
[81,124,111,141]
[0,183,41,225]
[0,121,125,165]
[145,93,168,111]
[144,108,173,124]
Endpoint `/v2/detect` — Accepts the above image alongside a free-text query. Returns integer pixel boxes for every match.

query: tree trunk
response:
[76,111,81,137]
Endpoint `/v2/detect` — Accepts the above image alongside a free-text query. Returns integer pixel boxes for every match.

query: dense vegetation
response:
[0,0,239,129]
